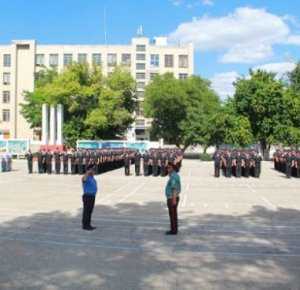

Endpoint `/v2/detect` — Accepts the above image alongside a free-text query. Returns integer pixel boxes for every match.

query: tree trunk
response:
[203,145,208,154]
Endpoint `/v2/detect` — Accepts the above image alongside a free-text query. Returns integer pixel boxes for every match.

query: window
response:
[107,53,117,66]
[150,73,158,80]
[179,73,188,80]
[136,73,145,80]
[3,73,10,85]
[137,82,145,89]
[136,63,145,70]
[121,54,131,66]
[165,55,174,68]
[2,91,10,103]
[150,54,159,67]
[3,54,11,67]
[63,54,73,66]
[179,55,188,68]
[136,101,144,116]
[136,45,146,52]
[92,53,101,65]
[78,53,87,64]
[136,54,146,61]
[2,109,10,122]
[35,54,45,66]
[136,91,144,99]
[49,54,59,67]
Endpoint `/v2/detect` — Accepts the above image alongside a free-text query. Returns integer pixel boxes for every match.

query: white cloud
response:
[202,0,214,6]
[287,35,300,45]
[210,71,240,100]
[253,62,296,78]
[169,7,300,63]
[211,62,296,100]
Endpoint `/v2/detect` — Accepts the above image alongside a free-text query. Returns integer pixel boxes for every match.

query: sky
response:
[1,0,300,99]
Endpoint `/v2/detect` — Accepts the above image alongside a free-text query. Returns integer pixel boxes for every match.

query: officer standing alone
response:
[165,162,181,235]
[81,165,98,231]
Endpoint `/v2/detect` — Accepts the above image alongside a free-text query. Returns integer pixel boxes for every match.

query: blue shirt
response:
[82,175,98,196]
[165,171,181,199]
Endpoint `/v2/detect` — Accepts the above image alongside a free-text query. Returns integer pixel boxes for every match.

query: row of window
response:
[34,53,189,68]
[136,73,188,90]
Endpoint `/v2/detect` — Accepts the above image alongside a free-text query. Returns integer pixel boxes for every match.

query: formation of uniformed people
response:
[273,150,300,178]
[0,153,12,172]
[124,148,183,177]
[213,149,262,178]
[26,148,138,175]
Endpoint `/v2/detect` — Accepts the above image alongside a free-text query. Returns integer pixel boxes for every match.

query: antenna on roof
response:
[137,25,144,37]
[104,7,107,45]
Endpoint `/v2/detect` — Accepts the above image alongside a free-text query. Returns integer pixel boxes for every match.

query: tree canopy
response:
[21,64,136,146]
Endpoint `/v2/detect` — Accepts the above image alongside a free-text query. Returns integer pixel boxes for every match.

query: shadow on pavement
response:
[0,202,300,290]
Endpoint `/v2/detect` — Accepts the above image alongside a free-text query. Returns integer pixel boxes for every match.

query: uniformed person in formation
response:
[26,149,33,174]
[54,149,61,174]
[273,149,300,178]
[46,150,53,174]
[214,149,262,178]
[62,150,69,174]
[134,151,141,176]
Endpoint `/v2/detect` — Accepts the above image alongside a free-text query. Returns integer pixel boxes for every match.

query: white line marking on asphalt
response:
[260,196,277,210]
[203,203,208,208]
[117,182,146,204]
[225,203,229,209]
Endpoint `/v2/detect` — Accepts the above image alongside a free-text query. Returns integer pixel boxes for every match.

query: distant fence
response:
[0,139,29,154]
[77,140,159,153]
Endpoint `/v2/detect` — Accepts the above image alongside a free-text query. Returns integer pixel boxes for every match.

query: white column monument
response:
[56,104,64,145]
[42,104,49,145]
[49,105,56,145]
[41,104,64,146]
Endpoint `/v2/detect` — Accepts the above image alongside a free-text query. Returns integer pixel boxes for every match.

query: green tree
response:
[144,74,221,150]
[233,70,288,159]
[21,64,136,146]
[206,100,253,149]
[144,73,188,147]
[179,76,220,151]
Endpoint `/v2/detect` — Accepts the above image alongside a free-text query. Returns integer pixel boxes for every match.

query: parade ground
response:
[1,159,300,290]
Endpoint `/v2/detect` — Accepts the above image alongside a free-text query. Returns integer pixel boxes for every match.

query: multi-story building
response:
[0,35,194,141]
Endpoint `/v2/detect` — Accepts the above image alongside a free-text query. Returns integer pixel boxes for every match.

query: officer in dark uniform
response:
[244,154,250,178]
[54,150,61,174]
[254,154,262,178]
[62,151,69,174]
[213,151,221,177]
[42,150,47,173]
[225,152,232,177]
[160,153,167,177]
[143,151,150,176]
[134,151,141,176]
[236,152,242,178]
[26,150,33,174]
[36,150,43,173]
[78,150,84,174]
[70,150,76,174]
[124,153,130,176]
[152,153,159,176]
[286,153,292,178]
[46,151,53,174]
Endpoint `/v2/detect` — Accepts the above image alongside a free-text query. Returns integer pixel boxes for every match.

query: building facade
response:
[0,36,194,141]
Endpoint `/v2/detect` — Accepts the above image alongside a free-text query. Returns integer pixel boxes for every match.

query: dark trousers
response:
[125,165,130,176]
[63,162,68,174]
[82,195,95,228]
[27,161,33,174]
[214,165,220,177]
[167,197,180,233]
[135,164,140,176]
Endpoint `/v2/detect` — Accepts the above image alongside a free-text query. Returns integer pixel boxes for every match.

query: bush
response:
[199,153,212,161]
